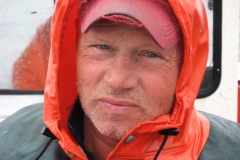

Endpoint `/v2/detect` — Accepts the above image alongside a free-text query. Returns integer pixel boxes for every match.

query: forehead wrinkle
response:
[83,20,182,57]
[87,23,150,46]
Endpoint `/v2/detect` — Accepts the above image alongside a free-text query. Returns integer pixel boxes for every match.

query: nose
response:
[104,53,138,90]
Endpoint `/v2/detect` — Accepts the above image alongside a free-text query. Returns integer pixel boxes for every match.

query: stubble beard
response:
[78,86,173,141]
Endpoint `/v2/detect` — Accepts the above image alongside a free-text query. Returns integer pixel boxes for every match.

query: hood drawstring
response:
[34,127,57,160]
[153,128,180,160]
[35,127,179,160]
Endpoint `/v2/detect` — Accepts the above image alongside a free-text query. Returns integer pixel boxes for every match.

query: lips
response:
[99,97,138,112]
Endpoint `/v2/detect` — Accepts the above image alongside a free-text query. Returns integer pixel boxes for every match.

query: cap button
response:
[125,135,135,144]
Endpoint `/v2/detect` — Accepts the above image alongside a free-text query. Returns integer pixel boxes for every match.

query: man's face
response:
[77,20,183,140]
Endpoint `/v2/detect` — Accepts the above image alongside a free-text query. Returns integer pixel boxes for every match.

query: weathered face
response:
[77,20,183,140]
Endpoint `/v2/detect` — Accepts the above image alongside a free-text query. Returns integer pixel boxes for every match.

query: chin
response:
[94,120,134,140]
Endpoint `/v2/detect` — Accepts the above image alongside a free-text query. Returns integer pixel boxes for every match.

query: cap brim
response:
[81,0,181,49]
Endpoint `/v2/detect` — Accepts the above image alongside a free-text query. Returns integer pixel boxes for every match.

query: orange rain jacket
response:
[43,0,210,159]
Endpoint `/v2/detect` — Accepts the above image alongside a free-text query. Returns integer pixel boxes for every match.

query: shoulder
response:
[198,111,240,160]
[0,103,69,160]
[0,103,44,133]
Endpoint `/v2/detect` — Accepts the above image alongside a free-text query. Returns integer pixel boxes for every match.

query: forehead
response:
[81,20,183,57]
[85,19,157,44]
[83,19,183,51]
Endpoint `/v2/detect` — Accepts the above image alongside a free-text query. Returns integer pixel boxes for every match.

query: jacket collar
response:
[68,98,96,160]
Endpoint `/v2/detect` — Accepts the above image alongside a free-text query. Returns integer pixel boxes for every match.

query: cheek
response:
[142,70,178,106]
[76,55,107,93]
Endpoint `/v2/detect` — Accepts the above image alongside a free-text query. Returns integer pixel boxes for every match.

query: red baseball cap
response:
[80,0,182,49]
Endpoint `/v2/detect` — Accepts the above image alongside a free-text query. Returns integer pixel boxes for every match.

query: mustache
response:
[78,84,175,115]
[104,88,140,99]
[79,86,148,106]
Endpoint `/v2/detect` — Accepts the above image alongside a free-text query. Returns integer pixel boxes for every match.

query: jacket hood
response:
[44,0,209,159]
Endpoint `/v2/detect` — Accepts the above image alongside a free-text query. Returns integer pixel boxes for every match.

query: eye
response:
[98,44,109,49]
[145,52,157,58]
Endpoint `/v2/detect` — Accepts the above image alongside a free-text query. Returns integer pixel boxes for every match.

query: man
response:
[0,0,240,160]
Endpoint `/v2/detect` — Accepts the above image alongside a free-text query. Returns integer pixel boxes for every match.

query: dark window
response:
[198,0,222,98]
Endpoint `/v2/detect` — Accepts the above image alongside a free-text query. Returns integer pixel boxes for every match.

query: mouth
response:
[99,97,138,112]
